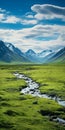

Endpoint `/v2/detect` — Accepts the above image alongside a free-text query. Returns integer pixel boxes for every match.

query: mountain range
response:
[0,40,65,64]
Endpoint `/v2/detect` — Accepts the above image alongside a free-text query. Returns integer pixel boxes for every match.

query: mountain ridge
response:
[0,40,65,64]
[0,40,30,63]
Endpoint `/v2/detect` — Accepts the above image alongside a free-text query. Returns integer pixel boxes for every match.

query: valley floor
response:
[0,64,65,130]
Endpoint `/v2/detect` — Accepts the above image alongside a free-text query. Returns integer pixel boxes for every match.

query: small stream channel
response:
[14,72,65,124]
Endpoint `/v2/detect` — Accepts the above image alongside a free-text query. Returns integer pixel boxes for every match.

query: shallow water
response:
[14,73,65,107]
[52,117,65,124]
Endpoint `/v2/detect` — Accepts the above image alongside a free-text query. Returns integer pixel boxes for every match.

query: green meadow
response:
[0,64,65,130]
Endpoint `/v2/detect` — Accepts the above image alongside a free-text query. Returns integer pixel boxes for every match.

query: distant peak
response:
[26,49,36,55]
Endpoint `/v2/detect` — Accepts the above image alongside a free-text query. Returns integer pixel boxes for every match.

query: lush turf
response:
[0,64,65,130]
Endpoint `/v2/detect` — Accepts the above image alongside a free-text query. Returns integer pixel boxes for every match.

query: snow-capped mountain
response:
[0,40,30,63]
[25,49,36,56]
[38,50,53,57]
[5,42,24,57]
[5,42,14,52]
[25,49,38,62]
[25,47,65,63]
[25,49,53,63]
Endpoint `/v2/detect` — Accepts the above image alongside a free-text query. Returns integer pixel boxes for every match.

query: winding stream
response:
[14,72,65,124]
[14,72,65,107]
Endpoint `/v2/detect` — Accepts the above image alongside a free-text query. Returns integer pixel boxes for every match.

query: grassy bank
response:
[0,64,65,130]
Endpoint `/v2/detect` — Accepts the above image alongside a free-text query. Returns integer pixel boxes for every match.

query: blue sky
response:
[0,0,65,52]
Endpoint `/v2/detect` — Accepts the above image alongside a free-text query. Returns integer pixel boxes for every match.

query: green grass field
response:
[0,64,65,130]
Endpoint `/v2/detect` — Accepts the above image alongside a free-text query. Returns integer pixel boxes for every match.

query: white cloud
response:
[31,4,65,20]
[0,8,37,25]
[20,19,37,25]
[0,24,65,52]
[26,14,34,18]
[3,16,20,23]
[0,8,6,13]
[0,4,65,25]
[0,14,5,21]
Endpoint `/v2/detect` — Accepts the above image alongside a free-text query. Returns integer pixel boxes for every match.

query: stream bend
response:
[14,72,65,107]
